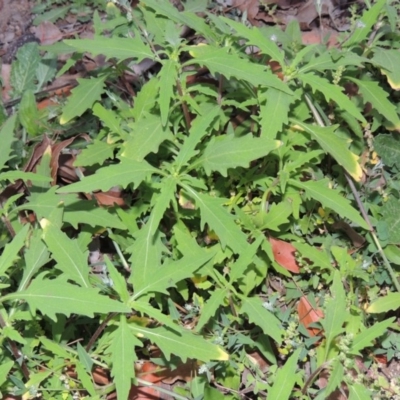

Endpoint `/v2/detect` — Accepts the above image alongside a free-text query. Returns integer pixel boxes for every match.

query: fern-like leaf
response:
[299,73,366,123]
[197,134,281,176]
[60,77,106,125]
[57,159,159,193]
[108,316,140,400]
[182,185,248,253]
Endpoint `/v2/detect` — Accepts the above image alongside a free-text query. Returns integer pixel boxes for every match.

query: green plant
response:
[1,0,400,399]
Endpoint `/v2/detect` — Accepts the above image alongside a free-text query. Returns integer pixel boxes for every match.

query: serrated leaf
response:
[64,201,126,230]
[18,231,50,291]
[127,218,162,284]
[77,342,93,372]
[148,176,176,236]
[186,45,291,93]
[240,297,282,343]
[350,318,394,355]
[56,159,158,193]
[5,274,130,321]
[130,324,228,362]
[39,337,71,359]
[0,361,15,386]
[173,222,205,256]
[39,218,90,287]
[10,42,40,96]
[283,150,324,174]
[348,383,372,400]
[0,224,30,277]
[0,115,17,172]
[126,179,176,296]
[60,77,106,125]
[372,48,400,90]
[20,187,124,230]
[229,234,264,283]
[64,37,153,62]
[374,134,400,169]
[33,6,70,24]
[131,78,158,122]
[143,0,217,41]
[103,256,129,303]
[158,60,177,126]
[196,288,227,332]
[175,107,220,171]
[344,0,387,47]
[18,186,72,219]
[197,134,280,176]
[300,120,362,181]
[320,271,346,360]
[268,348,300,400]
[255,201,292,231]
[324,359,344,397]
[18,90,44,137]
[131,301,180,332]
[298,51,336,74]
[367,293,400,313]
[182,186,248,253]
[293,242,332,270]
[133,246,214,299]
[73,139,114,167]
[36,52,57,90]
[260,89,294,140]
[75,363,96,397]
[92,103,126,139]
[220,17,285,64]
[109,316,140,400]
[299,73,366,123]
[288,179,368,230]
[298,51,367,75]
[121,115,173,161]
[346,77,400,129]
[0,171,52,184]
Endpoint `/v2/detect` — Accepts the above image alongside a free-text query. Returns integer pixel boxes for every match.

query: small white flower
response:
[198,364,209,374]
[263,301,274,311]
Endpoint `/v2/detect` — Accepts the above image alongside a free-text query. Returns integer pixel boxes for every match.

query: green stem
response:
[107,228,130,272]
[305,93,400,292]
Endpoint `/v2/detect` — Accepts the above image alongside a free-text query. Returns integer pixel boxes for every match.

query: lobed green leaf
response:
[4,274,130,321]
[56,159,159,193]
[288,178,368,230]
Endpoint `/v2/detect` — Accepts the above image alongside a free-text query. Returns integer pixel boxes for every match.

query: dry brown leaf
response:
[34,21,63,45]
[331,221,365,248]
[0,136,51,205]
[50,134,90,184]
[269,237,301,273]
[297,296,324,337]
[93,187,127,208]
[1,63,12,101]
[232,0,260,22]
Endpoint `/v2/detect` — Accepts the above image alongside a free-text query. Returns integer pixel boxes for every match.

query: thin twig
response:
[176,79,192,130]
[85,312,117,353]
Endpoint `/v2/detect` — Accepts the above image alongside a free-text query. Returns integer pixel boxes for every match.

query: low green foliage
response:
[1,0,400,399]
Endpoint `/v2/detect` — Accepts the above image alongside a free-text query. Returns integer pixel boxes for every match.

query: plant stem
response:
[345,173,400,292]
[107,228,131,272]
[305,93,400,292]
